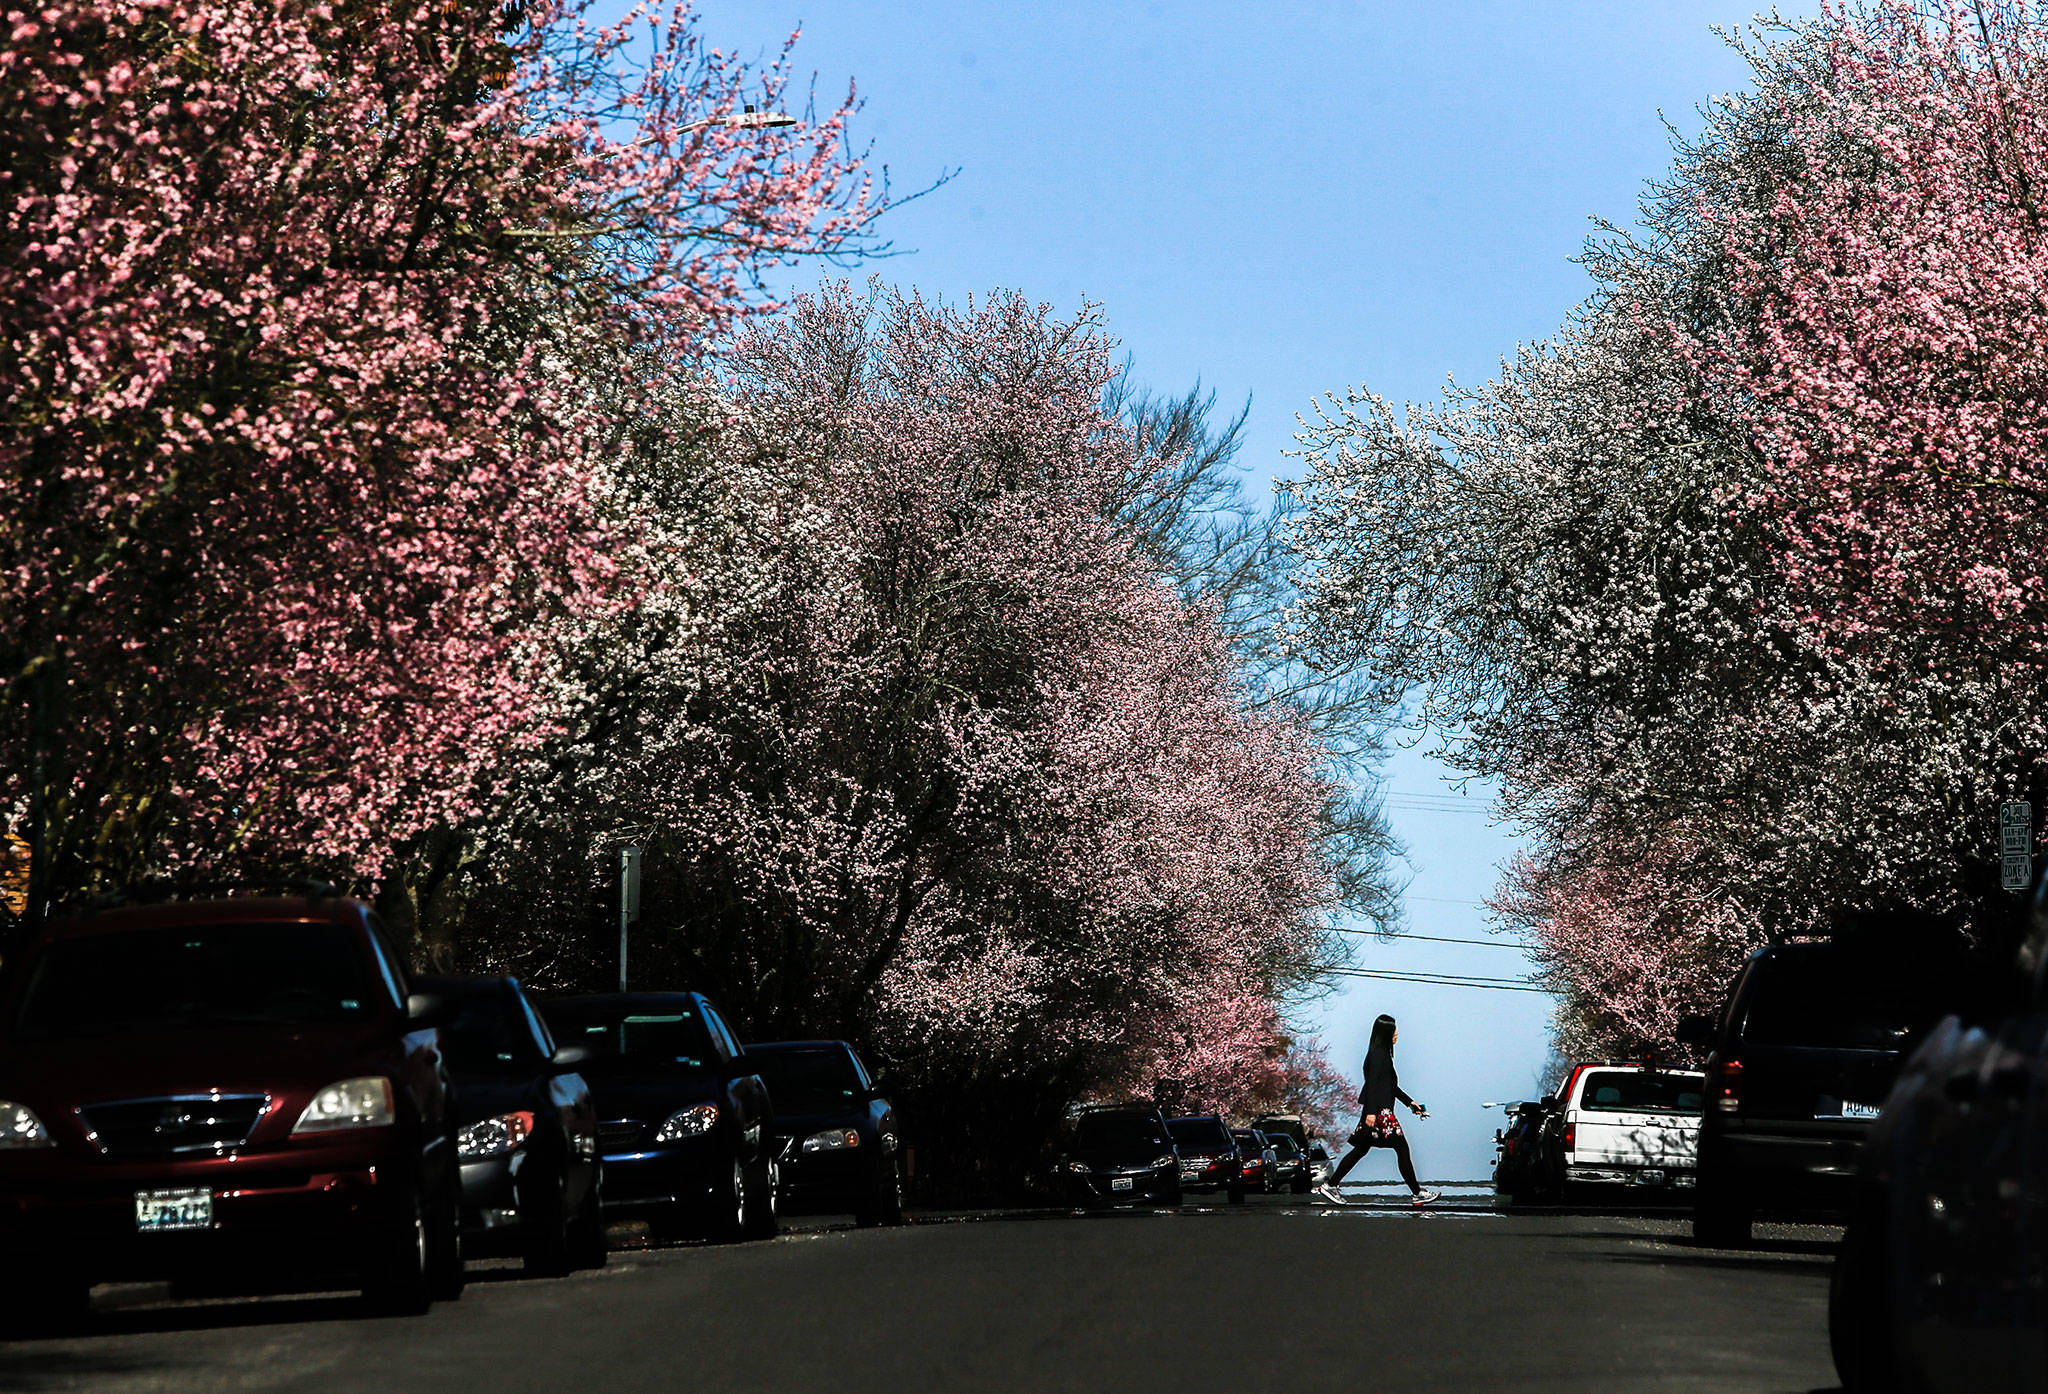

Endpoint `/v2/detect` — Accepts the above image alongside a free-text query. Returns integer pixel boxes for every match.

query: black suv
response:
[424,976,605,1274]
[0,893,465,1324]
[750,1040,904,1226]
[540,993,776,1243]
[1680,934,1997,1245]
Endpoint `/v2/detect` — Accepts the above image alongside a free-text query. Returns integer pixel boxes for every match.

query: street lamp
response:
[685,104,797,133]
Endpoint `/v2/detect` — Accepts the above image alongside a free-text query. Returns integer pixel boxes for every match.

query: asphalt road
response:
[0,1195,1842,1394]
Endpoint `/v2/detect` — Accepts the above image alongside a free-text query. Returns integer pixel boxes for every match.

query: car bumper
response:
[456,1151,543,1238]
[598,1136,724,1212]
[0,1138,399,1282]
[773,1144,871,1210]
[1177,1168,1238,1193]
[1704,1124,1868,1207]
[1566,1164,1695,1189]
[1068,1170,1177,1204]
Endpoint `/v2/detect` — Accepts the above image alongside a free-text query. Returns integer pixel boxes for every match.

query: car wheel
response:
[1692,1186,1753,1248]
[362,1182,433,1316]
[1228,1182,1246,1206]
[426,1180,466,1302]
[521,1174,572,1278]
[705,1154,749,1243]
[858,1157,905,1227]
[1290,1173,1312,1195]
[0,1268,90,1336]
[567,1178,609,1270]
[1165,1182,1183,1208]
[742,1154,779,1240]
[1831,1193,1903,1394]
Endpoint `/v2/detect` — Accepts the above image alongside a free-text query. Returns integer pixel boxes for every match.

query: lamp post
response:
[684,104,797,133]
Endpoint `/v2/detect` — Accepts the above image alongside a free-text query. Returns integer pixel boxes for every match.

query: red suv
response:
[0,891,466,1326]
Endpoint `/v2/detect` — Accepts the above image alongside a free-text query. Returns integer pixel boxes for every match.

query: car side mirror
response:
[1674,1013,1718,1051]
[548,1043,594,1072]
[407,991,454,1028]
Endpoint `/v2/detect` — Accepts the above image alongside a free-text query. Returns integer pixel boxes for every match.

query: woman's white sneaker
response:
[1411,1188,1440,1206]
[1315,1184,1347,1205]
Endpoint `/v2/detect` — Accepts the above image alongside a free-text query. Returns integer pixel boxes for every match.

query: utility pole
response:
[617,845,641,992]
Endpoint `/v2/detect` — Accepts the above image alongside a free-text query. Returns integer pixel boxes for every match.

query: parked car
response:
[1231,1128,1276,1193]
[539,992,777,1244]
[1166,1114,1245,1204]
[748,1040,903,1226]
[421,975,605,1274]
[1827,935,2043,1393]
[1551,1063,1702,1196]
[1680,933,1998,1246]
[1063,1105,1181,1207]
[1491,1097,1562,1204]
[1253,1115,1317,1195]
[1306,1143,1332,1187]
[1266,1134,1307,1192]
[0,891,466,1325]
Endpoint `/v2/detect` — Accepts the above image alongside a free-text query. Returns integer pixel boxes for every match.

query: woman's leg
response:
[1388,1134,1420,1193]
[1327,1141,1374,1184]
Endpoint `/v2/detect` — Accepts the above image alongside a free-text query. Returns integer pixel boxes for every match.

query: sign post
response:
[2002,802,2033,892]
[618,845,642,991]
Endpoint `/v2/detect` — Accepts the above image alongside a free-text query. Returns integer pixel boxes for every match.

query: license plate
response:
[1180,1170,1199,1181]
[1111,1177,1134,1191]
[1842,1101,1881,1120]
[135,1186,211,1232]
[1638,1169,1666,1186]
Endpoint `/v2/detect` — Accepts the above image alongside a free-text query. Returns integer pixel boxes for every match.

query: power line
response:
[1313,965,1551,995]
[1407,894,1485,906]
[1330,927,1529,950]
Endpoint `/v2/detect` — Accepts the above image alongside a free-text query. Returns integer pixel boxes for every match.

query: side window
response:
[848,1049,874,1091]
[512,986,555,1059]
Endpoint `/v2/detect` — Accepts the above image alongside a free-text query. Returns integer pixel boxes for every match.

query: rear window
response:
[545,1006,716,1071]
[1268,1136,1300,1158]
[1168,1117,1233,1152]
[439,992,543,1075]
[1742,949,1984,1051]
[1075,1113,1169,1152]
[14,923,377,1041]
[1578,1071,1703,1115]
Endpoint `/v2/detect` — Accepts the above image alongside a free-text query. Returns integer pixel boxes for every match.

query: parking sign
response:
[2003,802,2033,891]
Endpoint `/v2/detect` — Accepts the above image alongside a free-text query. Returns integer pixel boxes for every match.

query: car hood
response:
[580,1072,721,1121]
[769,1108,863,1139]
[1072,1144,1173,1168]
[447,1075,539,1126]
[0,1021,398,1103]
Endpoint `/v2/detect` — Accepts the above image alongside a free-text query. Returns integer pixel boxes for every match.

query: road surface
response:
[0,1194,1841,1394]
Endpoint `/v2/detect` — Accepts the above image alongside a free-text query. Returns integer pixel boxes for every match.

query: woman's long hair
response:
[1366,1014,1397,1067]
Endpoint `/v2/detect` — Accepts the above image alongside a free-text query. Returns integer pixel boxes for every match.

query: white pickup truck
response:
[1557,1063,1705,1192]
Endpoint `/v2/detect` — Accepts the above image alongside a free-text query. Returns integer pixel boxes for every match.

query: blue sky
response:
[664,0,1805,1178]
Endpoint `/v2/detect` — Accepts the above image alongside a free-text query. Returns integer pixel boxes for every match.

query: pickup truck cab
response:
[1555,1062,1703,1193]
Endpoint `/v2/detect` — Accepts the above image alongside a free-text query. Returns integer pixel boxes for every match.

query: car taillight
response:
[1563,1122,1575,1152]
[1716,1059,1742,1115]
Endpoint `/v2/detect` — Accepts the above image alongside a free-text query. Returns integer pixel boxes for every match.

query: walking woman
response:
[1318,1014,1438,1206]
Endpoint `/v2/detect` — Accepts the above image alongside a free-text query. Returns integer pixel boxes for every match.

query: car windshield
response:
[13,924,376,1041]
[1269,1136,1300,1158]
[1074,1113,1168,1153]
[1578,1071,1703,1115]
[546,1006,716,1071]
[752,1049,864,1112]
[1743,950,1981,1051]
[1233,1133,1263,1151]
[1168,1117,1233,1153]
[438,993,538,1075]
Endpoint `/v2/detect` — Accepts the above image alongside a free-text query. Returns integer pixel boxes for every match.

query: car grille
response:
[79,1094,269,1157]
[598,1120,645,1152]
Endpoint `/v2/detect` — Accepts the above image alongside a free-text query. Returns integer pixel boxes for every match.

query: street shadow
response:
[0,1345,179,1391]
[1603,1249,1837,1277]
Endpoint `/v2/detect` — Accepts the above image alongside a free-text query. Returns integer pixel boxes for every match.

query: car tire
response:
[704,1154,749,1243]
[362,1181,434,1316]
[1228,1182,1246,1206]
[426,1180,466,1302]
[521,1174,572,1278]
[1165,1182,1183,1208]
[857,1158,906,1227]
[1290,1173,1312,1195]
[741,1154,779,1240]
[1692,1186,1754,1248]
[1831,1193,1903,1394]
[567,1178,609,1270]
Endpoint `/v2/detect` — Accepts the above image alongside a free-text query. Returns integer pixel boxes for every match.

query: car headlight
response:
[1152,1154,1175,1169]
[801,1128,861,1152]
[653,1103,719,1141]
[0,1101,53,1149]
[1066,1160,1090,1173]
[293,1077,395,1134]
[457,1111,535,1160]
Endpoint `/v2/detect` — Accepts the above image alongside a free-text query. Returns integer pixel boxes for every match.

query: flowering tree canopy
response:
[0,0,876,910]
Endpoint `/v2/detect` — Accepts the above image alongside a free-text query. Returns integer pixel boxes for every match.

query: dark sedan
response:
[1232,1128,1276,1192]
[1167,1114,1245,1204]
[751,1041,903,1226]
[539,992,777,1243]
[423,976,605,1274]
[1064,1105,1181,1207]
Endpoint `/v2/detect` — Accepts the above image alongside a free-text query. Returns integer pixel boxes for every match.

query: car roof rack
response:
[79,876,341,913]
